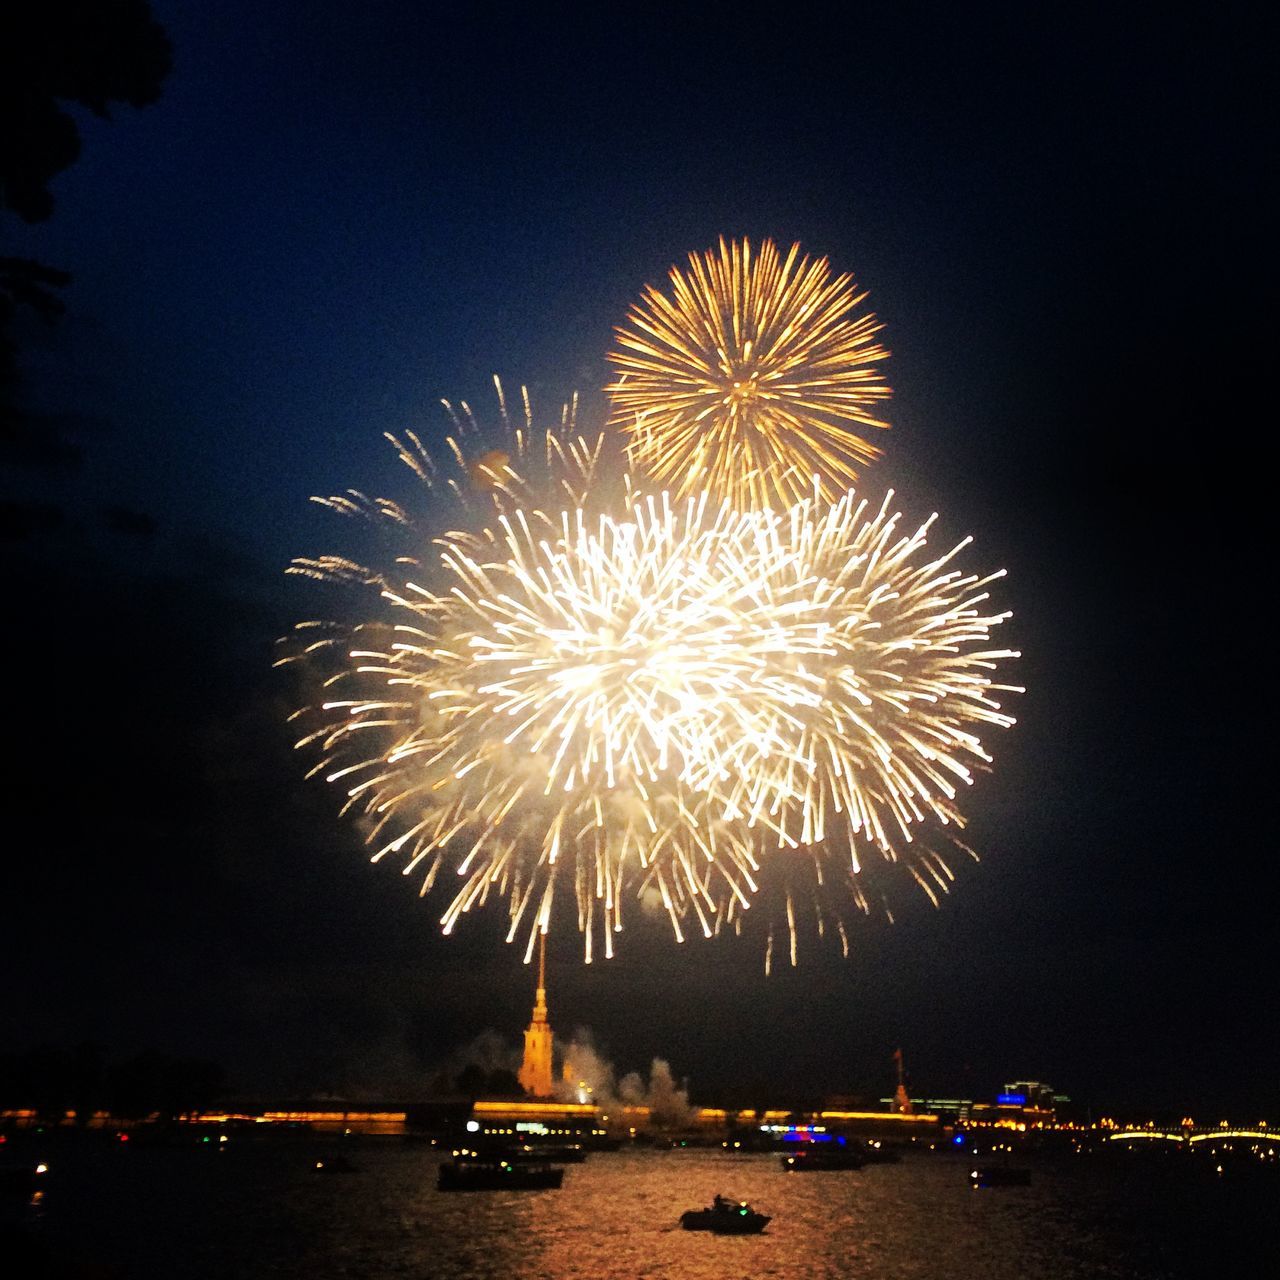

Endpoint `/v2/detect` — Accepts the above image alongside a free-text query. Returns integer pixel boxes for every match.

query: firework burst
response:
[283,406,1018,962]
[607,237,891,509]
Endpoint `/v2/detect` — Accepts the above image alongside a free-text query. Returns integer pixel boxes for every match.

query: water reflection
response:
[4,1140,1278,1279]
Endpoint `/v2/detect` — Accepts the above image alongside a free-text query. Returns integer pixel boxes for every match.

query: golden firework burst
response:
[607,237,891,508]
[283,401,1018,963]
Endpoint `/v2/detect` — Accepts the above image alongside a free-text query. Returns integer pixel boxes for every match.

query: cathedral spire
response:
[533,931,547,1020]
[893,1047,914,1115]
[518,932,554,1097]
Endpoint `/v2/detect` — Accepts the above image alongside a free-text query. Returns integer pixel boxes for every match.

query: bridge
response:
[1106,1127,1279,1148]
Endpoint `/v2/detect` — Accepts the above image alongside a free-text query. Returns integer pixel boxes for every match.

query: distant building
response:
[878,1095,975,1122]
[517,935,554,1098]
[893,1048,914,1115]
[951,1079,1071,1126]
[992,1080,1065,1123]
[1000,1080,1065,1113]
[874,1080,1073,1126]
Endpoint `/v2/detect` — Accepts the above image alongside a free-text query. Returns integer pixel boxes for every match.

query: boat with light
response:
[437,1150,563,1191]
[0,1160,48,1198]
[781,1143,865,1171]
[969,1164,1031,1187]
[680,1195,770,1234]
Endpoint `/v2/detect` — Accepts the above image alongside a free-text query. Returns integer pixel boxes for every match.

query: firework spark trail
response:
[283,408,1018,962]
[607,237,891,510]
[286,483,817,961]
[635,487,1021,968]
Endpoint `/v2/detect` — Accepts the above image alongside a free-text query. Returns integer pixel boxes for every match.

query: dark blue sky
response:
[3,3,1269,1114]
[21,2,1221,558]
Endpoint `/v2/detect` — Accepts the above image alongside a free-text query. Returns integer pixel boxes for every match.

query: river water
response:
[5,1137,1275,1278]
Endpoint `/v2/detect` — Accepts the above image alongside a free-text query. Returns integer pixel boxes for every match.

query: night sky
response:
[2,4,1270,1117]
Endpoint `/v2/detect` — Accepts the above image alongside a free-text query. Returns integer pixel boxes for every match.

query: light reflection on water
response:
[11,1141,1275,1278]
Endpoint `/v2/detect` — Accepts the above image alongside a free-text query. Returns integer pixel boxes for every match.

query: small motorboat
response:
[969,1165,1031,1187]
[680,1195,771,1234]
[314,1154,359,1174]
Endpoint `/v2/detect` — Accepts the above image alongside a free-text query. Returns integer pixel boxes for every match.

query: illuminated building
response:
[989,1080,1066,1124]
[517,934,554,1098]
[1000,1080,1066,1112]
[893,1047,914,1114]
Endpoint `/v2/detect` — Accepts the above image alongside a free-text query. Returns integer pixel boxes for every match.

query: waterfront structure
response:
[893,1047,914,1114]
[877,1079,1072,1125]
[1000,1080,1068,1113]
[517,934,555,1098]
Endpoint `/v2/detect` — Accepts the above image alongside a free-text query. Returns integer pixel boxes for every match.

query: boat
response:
[0,1160,48,1198]
[314,1154,359,1174]
[437,1152,563,1191]
[969,1164,1031,1187]
[680,1196,771,1234]
[781,1143,865,1171]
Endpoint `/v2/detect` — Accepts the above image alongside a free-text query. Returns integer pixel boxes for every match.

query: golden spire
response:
[893,1047,914,1115]
[518,931,554,1097]
[532,931,548,1023]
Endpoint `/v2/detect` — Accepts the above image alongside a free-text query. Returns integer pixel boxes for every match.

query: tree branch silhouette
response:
[1,0,172,460]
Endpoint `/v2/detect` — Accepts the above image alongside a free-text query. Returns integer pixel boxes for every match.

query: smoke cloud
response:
[556,1027,693,1125]
[433,1025,693,1124]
